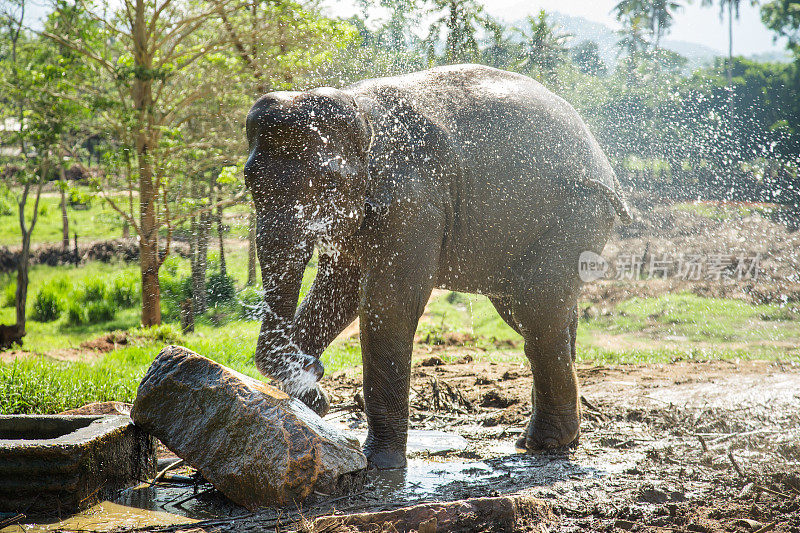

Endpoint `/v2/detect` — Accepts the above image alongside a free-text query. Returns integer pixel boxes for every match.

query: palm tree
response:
[649,0,683,50]
[426,0,493,64]
[516,10,573,83]
[613,0,683,52]
[481,17,518,69]
[703,0,743,88]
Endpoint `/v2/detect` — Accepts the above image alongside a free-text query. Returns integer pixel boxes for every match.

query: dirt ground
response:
[136,354,800,533]
[314,355,800,533]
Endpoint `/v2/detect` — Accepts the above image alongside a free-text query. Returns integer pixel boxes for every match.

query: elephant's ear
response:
[352,95,380,158]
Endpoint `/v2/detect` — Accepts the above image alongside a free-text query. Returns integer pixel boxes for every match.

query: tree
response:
[571,40,607,77]
[702,0,746,87]
[480,17,518,69]
[762,0,800,58]
[0,0,83,340]
[648,0,682,49]
[42,0,354,326]
[614,3,650,59]
[425,0,494,64]
[515,11,572,83]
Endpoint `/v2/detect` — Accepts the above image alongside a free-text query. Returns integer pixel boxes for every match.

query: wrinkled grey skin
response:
[244,64,631,469]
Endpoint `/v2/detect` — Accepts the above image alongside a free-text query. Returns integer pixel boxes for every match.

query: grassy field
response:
[0,184,252,246]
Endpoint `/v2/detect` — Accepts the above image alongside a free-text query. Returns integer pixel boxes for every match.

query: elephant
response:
[244,64,631,469]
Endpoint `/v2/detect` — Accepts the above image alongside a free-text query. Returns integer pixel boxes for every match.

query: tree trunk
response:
[217,204,227,277]
[133,0,161,327]
[193,211,209,314]
[15,232,31,334]
[59,164,69,250]
[727,1,734,118]
[16,170,45,335]
[247,209,257,286]
[140,164,161,326]
[727,1,733,88]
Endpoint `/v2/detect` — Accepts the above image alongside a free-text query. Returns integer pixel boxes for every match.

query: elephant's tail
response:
[582,174,633,224]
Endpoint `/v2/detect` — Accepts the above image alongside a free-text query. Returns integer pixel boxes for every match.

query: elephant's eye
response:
[324,158,341,174]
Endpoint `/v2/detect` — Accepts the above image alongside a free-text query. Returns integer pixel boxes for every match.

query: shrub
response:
[207,271,235,305]
[159,272,192,322]
[237,286,265,320]
[48,276,72,293]
[66,301,87,326]
[82,278,108,303]
[110,274,139,308]
[134,324,183,344]
[0,185,14,216]
[86,300,116,323]
[1,283,16,308]
[31,286,64,322]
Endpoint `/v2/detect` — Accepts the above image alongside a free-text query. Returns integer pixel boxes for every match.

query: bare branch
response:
[99,189,142,235]
[39,30,118,75]
[169,189,248,227]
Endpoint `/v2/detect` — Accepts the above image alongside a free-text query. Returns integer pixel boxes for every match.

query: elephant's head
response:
[244,88,372,405]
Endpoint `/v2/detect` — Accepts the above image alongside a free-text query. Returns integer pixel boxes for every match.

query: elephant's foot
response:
[364,448,407,469]
[363,431,407,469]
[295,384,330,417]
[515,404,580,452]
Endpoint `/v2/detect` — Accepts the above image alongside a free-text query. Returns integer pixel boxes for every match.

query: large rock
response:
[131,345,366,509]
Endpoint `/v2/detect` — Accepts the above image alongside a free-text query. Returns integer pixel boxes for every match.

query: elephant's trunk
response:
[253,212,322,394]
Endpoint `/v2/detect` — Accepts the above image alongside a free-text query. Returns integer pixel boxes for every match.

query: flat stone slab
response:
[0,415,156,515]
[131,345,366,510]
[313,495,554,532]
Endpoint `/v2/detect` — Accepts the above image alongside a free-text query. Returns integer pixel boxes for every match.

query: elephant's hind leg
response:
[495,296,581,451]
[502,199,613,452]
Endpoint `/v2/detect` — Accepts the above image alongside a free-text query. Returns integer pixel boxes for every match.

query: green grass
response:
[0,187,131,246]
[424,291,520,347]
[0,184,252,247]
[585,292,800,344]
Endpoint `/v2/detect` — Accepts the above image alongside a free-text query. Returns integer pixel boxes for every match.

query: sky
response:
[19,0,787,56]
[321,0,787,56]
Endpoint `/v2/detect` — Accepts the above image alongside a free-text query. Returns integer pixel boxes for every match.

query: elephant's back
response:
[347,64,618,200]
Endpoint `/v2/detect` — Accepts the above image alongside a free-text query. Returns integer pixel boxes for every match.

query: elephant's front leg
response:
[290,254,360,416]
[360,244,439,469]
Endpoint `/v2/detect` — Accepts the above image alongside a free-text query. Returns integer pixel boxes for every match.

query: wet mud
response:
[3,357,797,532]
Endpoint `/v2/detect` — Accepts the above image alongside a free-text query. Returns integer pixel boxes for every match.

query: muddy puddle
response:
[2,359,798,532]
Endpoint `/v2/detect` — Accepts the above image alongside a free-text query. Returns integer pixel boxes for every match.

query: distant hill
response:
[507,12,791,72]
[510,12,722,72]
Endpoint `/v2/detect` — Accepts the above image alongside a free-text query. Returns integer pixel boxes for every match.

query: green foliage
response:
[0,185,15,217]
[86,299,116,323]
[761,0,800,57]
[425,0,495,63]
[134,324,184,344]
[109,273,140,308]
[61,277,120,325]
[237,286,264,320]
[207,271,236,305]
[159,266,193,322]
[82,278,108,302]
[2,283,16,308]
[31,285,64,322]
[66,300,87,325]
[516,10,573,83]
[571,40,607,76]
